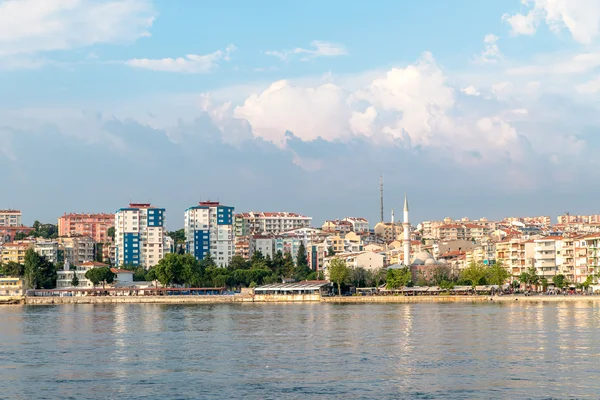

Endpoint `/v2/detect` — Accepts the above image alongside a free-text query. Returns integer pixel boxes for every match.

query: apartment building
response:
[373,222,402,242]
[1,242,32,264]
[58,236,95,266]
[34,239,60,264]
[234,212,312,236]
[0,210,22,227]
[234,236,250,259]
[322,220,353,234]
[0,277,25,296]
[342,217,369,233]
[58,213,114,243]
[534,237,562,280]
[185,201,235,267]
[115,203,168,269]
[249,236,275,259]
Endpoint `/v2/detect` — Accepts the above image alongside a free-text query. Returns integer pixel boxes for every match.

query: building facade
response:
[1,242,32,264]
[58,213,115,243]
[0,210,22,227]
[56,261,107,288]
[115,203,168,269]
[185,201,235,267]
[0,277,25,296]
[235,212,312,236]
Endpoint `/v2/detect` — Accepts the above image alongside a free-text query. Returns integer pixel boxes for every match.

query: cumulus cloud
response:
[503,0,600,44]
[461,85,481,96]
[576,75,600,93]
[266,40,348,62]
[0,0,155,57]
[474,34,503,64]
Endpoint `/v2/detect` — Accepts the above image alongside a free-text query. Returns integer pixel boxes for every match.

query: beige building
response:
[1,241,32,264]
[58,236,95,266]
[322,251,385,278]
[374,222,402,242]
[0,277,25,296]
[0,210,22,227]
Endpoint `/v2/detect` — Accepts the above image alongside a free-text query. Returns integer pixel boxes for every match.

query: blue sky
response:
[2,0,600,228]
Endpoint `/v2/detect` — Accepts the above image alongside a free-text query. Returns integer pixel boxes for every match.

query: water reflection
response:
[1,303,600,399]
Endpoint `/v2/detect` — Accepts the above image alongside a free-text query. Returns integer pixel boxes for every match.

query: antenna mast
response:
[379,175,384,222]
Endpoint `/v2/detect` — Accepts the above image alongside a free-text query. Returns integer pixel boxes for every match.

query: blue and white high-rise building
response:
[115,203,169,269]
[185,201,234,267]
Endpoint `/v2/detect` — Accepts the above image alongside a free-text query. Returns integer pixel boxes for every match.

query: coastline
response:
[3,294,600,305]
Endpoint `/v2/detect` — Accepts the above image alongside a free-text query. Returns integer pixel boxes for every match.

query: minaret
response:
[391,208,395,224]
[403,193,411,265]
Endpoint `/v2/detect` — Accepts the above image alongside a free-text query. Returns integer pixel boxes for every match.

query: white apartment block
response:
[342,217,370,233]
[56,261,107,288]
[115,203,168,269]
[0,210,22,227]
[249,236,275,259]
[534,237,562,280]
[235,212,312,236]
[34,239,59,264]
[185,201,235,267]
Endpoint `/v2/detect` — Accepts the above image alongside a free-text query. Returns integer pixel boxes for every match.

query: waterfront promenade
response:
[4,294,600,305]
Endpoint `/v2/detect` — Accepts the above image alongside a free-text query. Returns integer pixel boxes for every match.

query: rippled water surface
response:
[1,302,600,399]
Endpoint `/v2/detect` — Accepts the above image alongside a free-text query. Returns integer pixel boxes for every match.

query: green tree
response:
[146,268,158,287]
[154,253,184,287]
[386,267,412,289]
[107,227,115,240]
[133,267,147,281]
[519,266,539,288]
[485,263,510,286]
[85,268,101,288]
[431,265,451,285]
[327,246,335,257]
[350,267,369,288]
[296,243,308,269]
[181,253,202,287]
[3,261,24,277]
[95,243,104,262]
[23,248,42,289]
[229,254,248,270]
[13,232,28,241]
[329,258,349,295]
[460,262,488,288]
[37,257,57,289]
[552,274,567,289]
[71,274,79,287]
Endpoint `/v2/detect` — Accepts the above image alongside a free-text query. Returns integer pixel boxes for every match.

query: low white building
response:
[56,261,108,289]
[111,268,134,286]
[343,217,370,233]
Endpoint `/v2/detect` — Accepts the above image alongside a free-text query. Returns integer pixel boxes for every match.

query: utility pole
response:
[379,175,384,223]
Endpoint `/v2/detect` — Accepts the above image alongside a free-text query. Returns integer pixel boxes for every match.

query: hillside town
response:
[2,195,600,297]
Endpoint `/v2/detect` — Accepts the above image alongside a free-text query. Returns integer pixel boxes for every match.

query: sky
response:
[2,0,600,229]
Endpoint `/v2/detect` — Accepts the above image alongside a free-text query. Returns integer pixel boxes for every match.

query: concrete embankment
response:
[15,294,600,305]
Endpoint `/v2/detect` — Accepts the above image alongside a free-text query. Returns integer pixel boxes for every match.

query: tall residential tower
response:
[185,201,234,267]
[115,203,168,268]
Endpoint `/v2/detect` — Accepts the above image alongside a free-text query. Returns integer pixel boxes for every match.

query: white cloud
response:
[126,44,236,73]
[474,34,503,64]
[576,75,600,93]
[0,0,155,57]
[266,40,347,62]
[503,0,600,44]
[507,52,600,75]
[461,85,481,96]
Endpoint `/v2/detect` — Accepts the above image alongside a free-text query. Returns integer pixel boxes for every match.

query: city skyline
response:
[3,1,600,226]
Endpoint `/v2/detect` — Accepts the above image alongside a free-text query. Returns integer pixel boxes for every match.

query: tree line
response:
[131,243,324,288]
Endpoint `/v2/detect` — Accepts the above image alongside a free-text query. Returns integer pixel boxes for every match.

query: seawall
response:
[16,294,600,305]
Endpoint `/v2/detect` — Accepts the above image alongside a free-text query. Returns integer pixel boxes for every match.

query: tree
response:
[95,243,104,262]
[386,267,412,290]
[327,246,335,257]
[350,267,369,288]
[329,258,349,295]
[431,265,451,285]
[281,252,295,278]
[181,254,202,287]
[460,262,488,288]
[146,268,158,287]
[85,268,101,288]
[133,267,147,281]
[485,263,510,286]
[107,227,115,241]
[552,274,567,289]
[24,248,42,289]
[3,261,24,277]
[229,254,248,271]
[519,266,539,289]
[71,274,79,287]
[296,243,308,269]
[37,257,57,289]
[154,253,183,287]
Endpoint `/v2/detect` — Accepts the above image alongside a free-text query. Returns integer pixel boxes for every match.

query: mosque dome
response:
[424,258,438,266]
[411,251,435,265]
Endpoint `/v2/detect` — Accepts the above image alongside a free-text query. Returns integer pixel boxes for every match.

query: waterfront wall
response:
[14,294,600,305]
